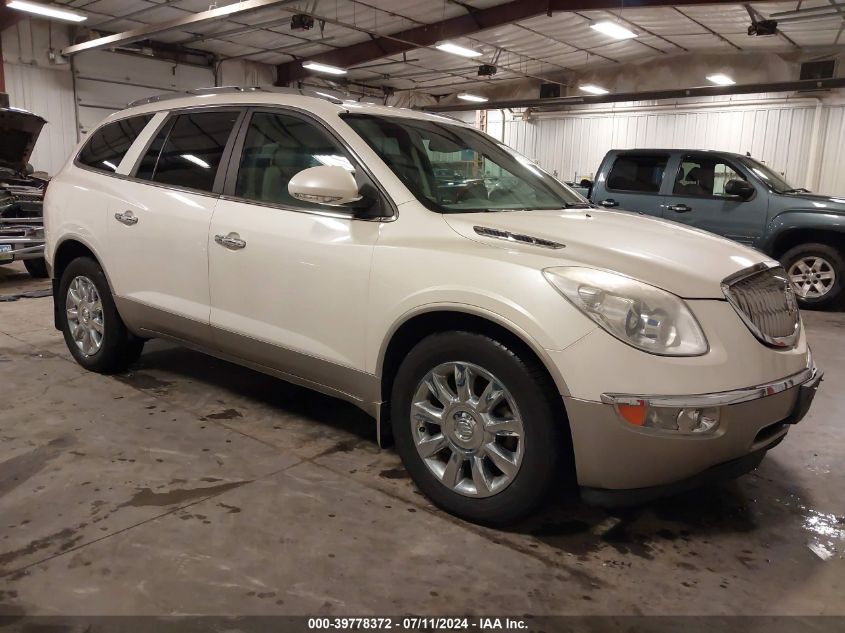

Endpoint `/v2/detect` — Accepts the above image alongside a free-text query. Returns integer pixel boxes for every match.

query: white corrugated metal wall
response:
[483,95,845,196]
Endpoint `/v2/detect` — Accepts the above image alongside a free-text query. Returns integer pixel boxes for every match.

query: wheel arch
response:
[51,237,114,330]
[376,306,575,482]
[766,217,845,259]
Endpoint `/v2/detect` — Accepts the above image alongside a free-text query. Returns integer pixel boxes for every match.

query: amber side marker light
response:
[617,402,647,426]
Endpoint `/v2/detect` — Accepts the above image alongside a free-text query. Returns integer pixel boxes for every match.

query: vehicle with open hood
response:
[44,87,820,524]
[0,92,49,278]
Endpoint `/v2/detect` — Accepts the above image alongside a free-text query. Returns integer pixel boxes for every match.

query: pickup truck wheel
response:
[58,257,144,373]
[23,257,49,278]
[391,331,563,525]
[781,243,844,309]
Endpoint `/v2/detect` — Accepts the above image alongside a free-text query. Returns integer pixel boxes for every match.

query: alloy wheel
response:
[66,275,105,356]
[410,362,524,498]
[788,256,836,299]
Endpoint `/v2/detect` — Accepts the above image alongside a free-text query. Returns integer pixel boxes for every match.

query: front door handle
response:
[666,203,692,213]
[114,210,139,226]
[214,232,246,250]
[599,199,619,208]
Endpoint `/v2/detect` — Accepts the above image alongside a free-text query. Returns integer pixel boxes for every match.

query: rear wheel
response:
[23,257,49,278]
[781,243,844,310]
[58,257,144,372]
[391,331,565,525]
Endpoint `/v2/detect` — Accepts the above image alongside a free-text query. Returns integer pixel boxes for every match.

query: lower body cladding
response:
[565,366,821,506]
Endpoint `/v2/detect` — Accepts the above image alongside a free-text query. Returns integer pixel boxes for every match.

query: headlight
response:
[543,267,708,356]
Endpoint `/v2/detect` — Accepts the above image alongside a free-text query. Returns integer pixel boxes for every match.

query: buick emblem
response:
[785,282,798,314]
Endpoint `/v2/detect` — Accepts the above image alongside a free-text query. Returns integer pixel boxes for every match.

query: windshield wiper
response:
[563,202,592,209]
[781,187,810,194]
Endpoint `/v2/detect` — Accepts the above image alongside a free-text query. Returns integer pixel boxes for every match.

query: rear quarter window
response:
[606,154,669,193]
[77,114,153,173]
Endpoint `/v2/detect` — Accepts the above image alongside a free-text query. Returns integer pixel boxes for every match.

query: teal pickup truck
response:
[586,149,845,309]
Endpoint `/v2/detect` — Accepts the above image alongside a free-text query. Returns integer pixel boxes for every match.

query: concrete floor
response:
[0,259,843,617]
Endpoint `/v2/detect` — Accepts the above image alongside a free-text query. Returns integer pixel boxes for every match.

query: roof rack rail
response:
[127,86,345,109]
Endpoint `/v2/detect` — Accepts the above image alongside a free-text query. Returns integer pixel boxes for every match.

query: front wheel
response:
[391,331,565,525]
[58,257,144,372]
[781,243,844,310]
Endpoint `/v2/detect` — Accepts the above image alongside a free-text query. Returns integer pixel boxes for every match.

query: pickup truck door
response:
[592,152,670,216]
[207,108,382,400]
[660,153,767,247]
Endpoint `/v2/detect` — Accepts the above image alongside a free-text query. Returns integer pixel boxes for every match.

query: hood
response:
[777,191,845,214]
[0,105,47,173]
[444,208,773,299]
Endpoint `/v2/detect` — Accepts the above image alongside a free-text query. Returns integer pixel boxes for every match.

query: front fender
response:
[761,209,845,254]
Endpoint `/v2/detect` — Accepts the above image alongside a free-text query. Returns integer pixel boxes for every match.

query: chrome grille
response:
[722,264,800,348]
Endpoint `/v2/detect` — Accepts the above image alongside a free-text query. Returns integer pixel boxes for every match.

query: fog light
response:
[614,403,721,434]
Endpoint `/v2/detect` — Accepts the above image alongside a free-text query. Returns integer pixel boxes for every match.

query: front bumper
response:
[566,365,821,505]
[0,224,45,262]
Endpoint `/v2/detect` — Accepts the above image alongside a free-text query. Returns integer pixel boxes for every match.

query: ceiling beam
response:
[61,0,299,56]
[422,77,845,111]
[276,0,746,84]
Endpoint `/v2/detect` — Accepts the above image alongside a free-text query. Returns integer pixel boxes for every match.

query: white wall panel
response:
[73,50,214,135]
[2,63,76,176]
[497,99,845,195]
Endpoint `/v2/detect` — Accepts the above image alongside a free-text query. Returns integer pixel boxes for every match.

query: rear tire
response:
[23,257,49,278]
[780,243,844,310]
[391,331,565,525]
[58,257,144,373]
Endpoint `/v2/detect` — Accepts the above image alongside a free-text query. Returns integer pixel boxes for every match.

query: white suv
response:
[45,87,820,524]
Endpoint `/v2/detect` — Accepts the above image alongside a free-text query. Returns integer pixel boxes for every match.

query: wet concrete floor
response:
[0,261,843,615]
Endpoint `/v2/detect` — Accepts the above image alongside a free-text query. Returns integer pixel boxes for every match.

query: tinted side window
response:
[606,154,668,193]
[674,157,745,197]
[234,111,356,209]
[138,110,240,193]
[77,114,153,173]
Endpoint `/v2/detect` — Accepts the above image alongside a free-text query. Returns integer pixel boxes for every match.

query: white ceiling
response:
[56,0,845,94]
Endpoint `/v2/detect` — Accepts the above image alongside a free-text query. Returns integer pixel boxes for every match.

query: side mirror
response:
[288,165,362,206]
[724,178,754,200]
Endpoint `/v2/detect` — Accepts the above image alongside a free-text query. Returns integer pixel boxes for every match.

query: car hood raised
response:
[444,208,772,299]
[0,106,46,173]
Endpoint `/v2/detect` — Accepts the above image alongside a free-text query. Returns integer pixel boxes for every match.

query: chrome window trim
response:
[721,261,801,349]
[601,362,817,408]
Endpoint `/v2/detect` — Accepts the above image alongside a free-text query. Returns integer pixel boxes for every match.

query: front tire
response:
[780,243,844,310]
[23,257,49,278]
[58,257,144,373]
[391,331,565,525]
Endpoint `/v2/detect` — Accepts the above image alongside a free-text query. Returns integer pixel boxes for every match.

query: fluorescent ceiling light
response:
[579,84,610,95]
[707,73,736,85]
[181,154,210,169]
[302,61,347,75]
[457,93,488,103]
[101,160,118,171]
[6,0,87,22]
[590,20,637,40]
[435,42,482,58]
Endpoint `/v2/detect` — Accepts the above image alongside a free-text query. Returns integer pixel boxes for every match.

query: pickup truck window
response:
[606,154,668,193]
[77,114,153,173]
[740,157,797,193]
[342,113,584,213]
[673,157,745,197]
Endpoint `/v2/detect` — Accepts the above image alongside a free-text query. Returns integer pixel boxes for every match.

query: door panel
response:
[661,155,767,246]
[105,108,242,343]
[208,109,380,390]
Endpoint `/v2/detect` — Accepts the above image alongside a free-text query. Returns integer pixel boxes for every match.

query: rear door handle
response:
[599,199,619,208]
[214,232,246,250]
[114,210,138,226]
[666,203,692,213]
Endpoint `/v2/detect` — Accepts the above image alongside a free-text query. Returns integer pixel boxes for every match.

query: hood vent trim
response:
[473,225,565,250]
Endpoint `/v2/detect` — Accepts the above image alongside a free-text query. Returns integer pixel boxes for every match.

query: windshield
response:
[740,157,796,193]
[342,113,586,213]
